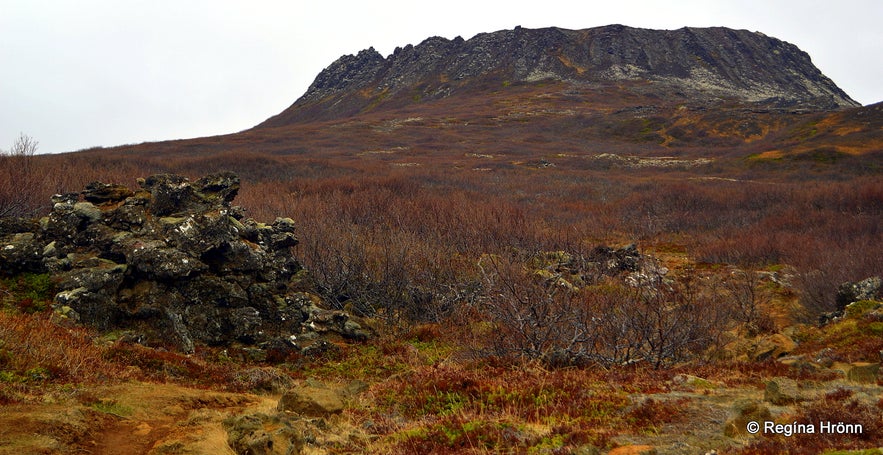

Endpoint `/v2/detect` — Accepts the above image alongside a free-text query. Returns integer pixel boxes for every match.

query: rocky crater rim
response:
[261,24,859,127]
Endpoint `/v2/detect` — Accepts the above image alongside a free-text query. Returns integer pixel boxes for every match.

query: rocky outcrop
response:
[261,25,858,126]
[0,172,370,354]
[836,276,881,310]
[223,413,304,455]
[225,379,368,455]
[277,384,345,417]
[820,276,881,324]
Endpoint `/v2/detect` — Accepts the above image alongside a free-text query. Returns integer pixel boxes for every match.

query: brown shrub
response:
[0,311,121,384]
[473,253,731,368]
[732,388,883,454]
[102,342,244,390]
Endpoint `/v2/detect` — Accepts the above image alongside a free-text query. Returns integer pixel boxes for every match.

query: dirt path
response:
[92,418,173,455]
[0,382,275,455]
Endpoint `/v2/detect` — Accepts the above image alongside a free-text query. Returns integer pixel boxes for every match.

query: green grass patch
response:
[0,367,51,384]
[91,399,134,417]
[1,273,54,313]
[300,341,411,381]
[845,300,881,319]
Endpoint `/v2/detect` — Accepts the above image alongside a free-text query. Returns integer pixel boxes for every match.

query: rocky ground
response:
[0,358,880,454]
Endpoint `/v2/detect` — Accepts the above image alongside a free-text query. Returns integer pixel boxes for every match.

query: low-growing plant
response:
[90,399,134,417]
[0,311,119,385]
[731,388,883,454]
[1,273,54,313]
[473,252,731,368]
[625,397,691,433]
[369,363,637,451]
[102,342,244,389]
[792,316,883,363]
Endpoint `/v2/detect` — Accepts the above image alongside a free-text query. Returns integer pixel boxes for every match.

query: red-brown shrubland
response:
[4,140,880,349]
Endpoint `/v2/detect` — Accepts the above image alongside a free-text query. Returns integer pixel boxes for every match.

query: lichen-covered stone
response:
[223,413,303,455]
[277,384,344,417]
[0,172,366,355]
[837,277,882,310]
[764,377,805,405]
[81,181,134,205]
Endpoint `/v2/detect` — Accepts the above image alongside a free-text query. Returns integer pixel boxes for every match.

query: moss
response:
[423,391,468,416]
[0,367,50,384]
[844,300,881,319]
[686,376,719,390]
[409,340,456,365]
[91,399,134,417]
[393,426,428,442]
[1,273,55,313]
[530,434,566,453]
[301,342,411,381]
[866,322,883,336]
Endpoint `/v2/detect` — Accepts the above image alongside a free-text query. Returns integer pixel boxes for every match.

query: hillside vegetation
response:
[1,24,882,454]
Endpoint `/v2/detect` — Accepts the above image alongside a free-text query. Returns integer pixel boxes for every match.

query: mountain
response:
[259,25,859,127]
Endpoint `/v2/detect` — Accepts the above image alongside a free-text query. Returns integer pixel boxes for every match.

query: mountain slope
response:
[260,25,859,127]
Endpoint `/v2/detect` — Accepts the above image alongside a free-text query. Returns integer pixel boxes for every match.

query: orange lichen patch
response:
[834,145,877,155]
[743,124,774,142]
[557,55,586,74]
[753,150,784,159]
[831,125,865,136]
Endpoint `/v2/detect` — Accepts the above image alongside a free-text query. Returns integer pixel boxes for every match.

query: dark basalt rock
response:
[82,182,135,205]
[836,276,882,310]
[0,172,371,354]
[261,25,859,127]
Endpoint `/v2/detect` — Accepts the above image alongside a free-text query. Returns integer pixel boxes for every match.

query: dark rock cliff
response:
[260,25,859,127]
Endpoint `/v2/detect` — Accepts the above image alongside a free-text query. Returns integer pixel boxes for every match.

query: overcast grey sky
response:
[2,0,881,154]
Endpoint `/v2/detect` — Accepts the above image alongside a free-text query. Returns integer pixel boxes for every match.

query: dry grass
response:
[0,311,124,402]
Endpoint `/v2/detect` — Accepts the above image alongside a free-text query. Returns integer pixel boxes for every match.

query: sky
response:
[1,0,881,154]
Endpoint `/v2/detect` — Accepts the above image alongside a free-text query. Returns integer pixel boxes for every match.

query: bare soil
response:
[0,382,275,455]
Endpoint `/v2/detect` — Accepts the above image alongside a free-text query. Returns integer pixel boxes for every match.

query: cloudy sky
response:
[2,0,881,154]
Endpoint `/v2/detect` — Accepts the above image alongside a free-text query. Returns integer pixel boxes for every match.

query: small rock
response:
[193,172,240,204]
[165,309,195,354]
[278,385,345,417]
[232,367,295,394]
[139,174,196,217]
[81,182,134,204]
[133,422,152,436]
[764,377,805,405]
[751,333,796,361]
[672,374,719,389]
[230,307,264,343]
[72,202,102,222]
[343,379,369,398]
[223,413,302,455]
